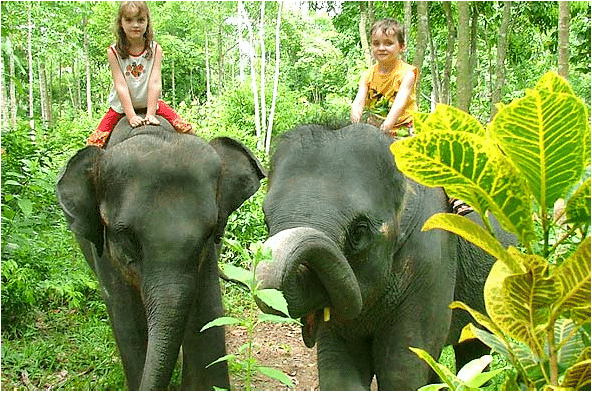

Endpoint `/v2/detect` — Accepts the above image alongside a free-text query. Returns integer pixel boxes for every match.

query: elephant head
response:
[254,124,438,345]
[56,117,265,390]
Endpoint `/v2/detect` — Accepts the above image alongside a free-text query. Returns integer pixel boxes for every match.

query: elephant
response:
[255,123,515,390]
[56,116,265,390]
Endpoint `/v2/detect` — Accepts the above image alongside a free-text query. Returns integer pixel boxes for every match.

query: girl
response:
[350,18,418,137]
[87,1,192,147]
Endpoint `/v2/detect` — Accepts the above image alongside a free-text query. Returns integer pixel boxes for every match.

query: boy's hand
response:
[128,115,144,128]
[145,114,161,126]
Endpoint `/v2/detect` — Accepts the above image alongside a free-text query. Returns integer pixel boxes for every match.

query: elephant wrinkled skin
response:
[56,116,265,390]
[255,123,514,390]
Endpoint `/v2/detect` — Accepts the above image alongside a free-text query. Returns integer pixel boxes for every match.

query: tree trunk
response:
[83,17,92,116]
[414,1,429,107]
[404,2,412,63]
[428,16,440,110]
[38,61,48,129]
[265,2,282,156]
[205,32,211,102]
[359,2,371,68]
[456,1,471,112]
[259,0,267,140]
[558,1,570,79]
[442,2,455,105]
[490,1,512,118]
[27,2,35,142]
[469,4,478,98]
[239,0,261,143]
[1,56,8,132]
[368,1,375,27]
[217,6,224,96]
[237,2,246,83]
[74,60,82,112]
[10,49,17,128]
[172,59,176,106]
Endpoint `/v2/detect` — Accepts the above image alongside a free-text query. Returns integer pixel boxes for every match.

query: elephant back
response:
[106,115,176,148]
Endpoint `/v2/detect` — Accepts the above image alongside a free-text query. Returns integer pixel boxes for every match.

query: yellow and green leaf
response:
[565,179,591,226]
[415,104,486,137]
[552,237,591,324]
[490,72,588,211]
[484,256,559,356]
[391,128,535,247]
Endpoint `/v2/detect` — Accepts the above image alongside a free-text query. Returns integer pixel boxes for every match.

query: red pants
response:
[87,100,192,147]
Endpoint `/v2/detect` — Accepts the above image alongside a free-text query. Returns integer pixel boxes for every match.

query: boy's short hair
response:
[370,18,405,46]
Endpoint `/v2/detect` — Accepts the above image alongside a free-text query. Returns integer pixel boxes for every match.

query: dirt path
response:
[226,322,319,391]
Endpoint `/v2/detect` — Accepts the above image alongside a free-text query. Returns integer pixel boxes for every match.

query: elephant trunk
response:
[255,227,362,321]
[139,277,195,390]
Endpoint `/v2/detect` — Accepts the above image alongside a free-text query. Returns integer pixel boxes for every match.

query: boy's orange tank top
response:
[363,61,418,128]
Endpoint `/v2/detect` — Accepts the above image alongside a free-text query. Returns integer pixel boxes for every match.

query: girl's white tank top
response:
[108,41,159,113]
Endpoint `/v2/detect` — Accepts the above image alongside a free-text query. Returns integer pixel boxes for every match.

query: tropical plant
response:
[391,71,590,390]
[201,242,298,390]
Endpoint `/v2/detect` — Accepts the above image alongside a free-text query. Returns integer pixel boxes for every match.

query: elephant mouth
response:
[255,227,363,346]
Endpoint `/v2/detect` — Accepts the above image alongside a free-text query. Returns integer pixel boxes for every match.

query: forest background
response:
[1,0,591,390]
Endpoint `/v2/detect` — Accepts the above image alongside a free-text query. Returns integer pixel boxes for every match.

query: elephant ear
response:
[209,137,266,233]
[55,146,105,255]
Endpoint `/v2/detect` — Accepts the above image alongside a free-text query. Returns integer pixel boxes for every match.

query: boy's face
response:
[371,29,404,65]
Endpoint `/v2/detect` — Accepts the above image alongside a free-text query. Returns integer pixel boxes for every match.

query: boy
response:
[351,18,472,215]
[351,18,418,137]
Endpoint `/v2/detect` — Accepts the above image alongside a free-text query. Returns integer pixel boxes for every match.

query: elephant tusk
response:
[324,307,330,322]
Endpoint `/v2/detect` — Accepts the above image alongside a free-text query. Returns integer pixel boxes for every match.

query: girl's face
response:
[120,8,148,41]
[371,30,404,65]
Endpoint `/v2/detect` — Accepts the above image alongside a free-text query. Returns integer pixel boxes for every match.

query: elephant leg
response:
[180,244,229,390]
[89,248,148,390]
[454,338,490,373]
[373,309,450,390]
[316,323,373,390]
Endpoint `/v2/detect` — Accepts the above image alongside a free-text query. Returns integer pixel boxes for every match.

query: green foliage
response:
[391,71,591,390]
[1,117,99,332]
[202,242,299,390]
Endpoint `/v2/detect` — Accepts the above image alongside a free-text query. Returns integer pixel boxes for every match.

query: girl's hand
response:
[145,114,160,125]
[128,115,144,128]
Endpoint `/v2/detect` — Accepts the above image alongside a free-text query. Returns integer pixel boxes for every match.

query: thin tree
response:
[239,0,262,144]
[1,57,8,132]
[490,1,512,118]
[442,2,455,105]
[558,1,570,79]
[404,1,412,63]
[205,31,212,102]
[413,1,429,105]
[359,2,371,68]
[456,1,471,112]
[27,1,35,142]
[259,0,267,139]
[264,2,282,156]
[83,16,92,116]
[427,16,440,111]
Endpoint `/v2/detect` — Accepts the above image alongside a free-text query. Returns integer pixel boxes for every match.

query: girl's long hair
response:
[114,1,153,59]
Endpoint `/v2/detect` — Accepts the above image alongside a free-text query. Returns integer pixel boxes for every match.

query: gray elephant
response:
[56,116,265,390]
[255,123,514,390]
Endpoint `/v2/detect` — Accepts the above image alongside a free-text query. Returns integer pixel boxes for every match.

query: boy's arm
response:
[145,44,163,125]
[108,48,143,127]
[350,72,369,123]
[381,69,416,133]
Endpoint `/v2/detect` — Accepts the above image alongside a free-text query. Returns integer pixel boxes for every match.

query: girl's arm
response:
[381,69,416,134]
[108,48,143,127]
[145,44,163,125]
[350,72,369,123]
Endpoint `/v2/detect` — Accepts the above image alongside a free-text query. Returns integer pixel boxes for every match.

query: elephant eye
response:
[347,217,374,253]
